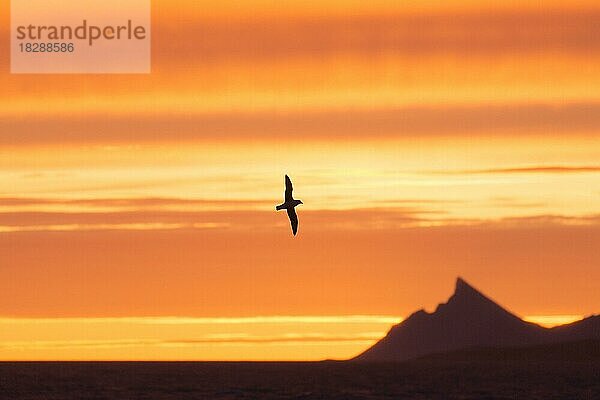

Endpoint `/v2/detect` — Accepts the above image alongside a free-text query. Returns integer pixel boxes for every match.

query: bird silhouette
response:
[275,175,303,236]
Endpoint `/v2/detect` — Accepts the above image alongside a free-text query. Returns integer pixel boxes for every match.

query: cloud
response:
[0,208,432,233]
[0,223,226,233]
[1,207,599,234]
[485,214,600,227]
[453,166,600,174]
[165,333,381,345]
[487,197,548,209]
[3,220,600,318]
[0,196,444,232]
[3,10,600,68]
[0,197,271,208]
[2,103,600,144]
[2,5,600,122]
[158,11,600,61]
[0,334,381,350]
[0,315,402,325]
[0,191,599,234]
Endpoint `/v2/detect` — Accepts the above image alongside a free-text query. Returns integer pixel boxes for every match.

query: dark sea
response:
[1,360,599,399]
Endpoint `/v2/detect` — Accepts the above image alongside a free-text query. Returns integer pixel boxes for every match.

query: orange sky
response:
[0,0,599,360]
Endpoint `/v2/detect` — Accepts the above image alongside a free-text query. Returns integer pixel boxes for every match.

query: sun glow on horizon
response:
[523,315,585,328]
[0,314,584,361]
[0,315,400,361]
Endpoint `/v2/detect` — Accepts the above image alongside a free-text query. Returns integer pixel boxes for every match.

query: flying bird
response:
[276,175,303,236]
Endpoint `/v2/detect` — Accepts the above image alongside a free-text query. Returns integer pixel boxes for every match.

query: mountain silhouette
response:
[354,277,600,362]
[415,339,600,362]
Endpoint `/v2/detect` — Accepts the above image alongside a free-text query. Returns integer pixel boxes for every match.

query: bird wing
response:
[287,208,298,236]
[284,175,293,202]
